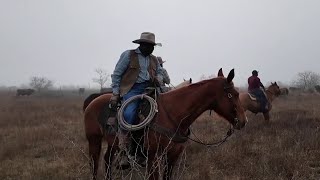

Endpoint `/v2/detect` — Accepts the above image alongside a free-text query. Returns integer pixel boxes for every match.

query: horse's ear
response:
[189,78,192,83]
[274,82,278,86]
[183,78,186,81]
[218,68,224,77]
[227,69,235,83]
[271,82,274,85]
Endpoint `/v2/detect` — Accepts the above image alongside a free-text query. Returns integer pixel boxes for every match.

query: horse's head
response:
[268,82,281,96]
[210,68,247,130]
[175,78,192,89]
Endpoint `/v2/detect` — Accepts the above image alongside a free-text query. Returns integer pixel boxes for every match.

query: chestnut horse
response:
[84,68,247,180]
[239,82,281,122]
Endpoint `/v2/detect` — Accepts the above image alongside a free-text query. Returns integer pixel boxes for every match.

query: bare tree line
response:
[2,69,320,94]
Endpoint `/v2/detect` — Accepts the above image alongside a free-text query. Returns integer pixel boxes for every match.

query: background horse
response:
[173,78,192,89]
[280,87,289,95]
[239,82,281,122]
[84,68,247,180]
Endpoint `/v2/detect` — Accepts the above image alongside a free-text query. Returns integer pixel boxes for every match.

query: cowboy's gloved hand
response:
[109,94,120,109]
[154,78,161,87]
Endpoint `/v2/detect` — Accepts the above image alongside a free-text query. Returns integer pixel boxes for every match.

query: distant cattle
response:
[100,87,112,93]
[289,87,302,92]
[280,87,289,95]
[78,88,85,95]
[16,89,35,96]
[315,85,320,93]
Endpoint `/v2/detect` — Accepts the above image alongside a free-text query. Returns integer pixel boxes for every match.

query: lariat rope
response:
[118,94,158,131]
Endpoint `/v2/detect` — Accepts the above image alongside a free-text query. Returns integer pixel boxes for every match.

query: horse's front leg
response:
[163,147,184,180]
[104,145,116,180]
[146,152,160,180]
[263,111,270,122]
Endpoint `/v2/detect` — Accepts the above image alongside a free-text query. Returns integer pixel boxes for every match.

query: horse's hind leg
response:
[88,135,102,180]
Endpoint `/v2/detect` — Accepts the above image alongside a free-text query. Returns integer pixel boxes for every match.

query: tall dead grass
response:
[0,92,319,179]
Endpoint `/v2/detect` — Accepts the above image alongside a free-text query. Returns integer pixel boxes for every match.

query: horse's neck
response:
[160,82,214,131]
[266,89,276,102]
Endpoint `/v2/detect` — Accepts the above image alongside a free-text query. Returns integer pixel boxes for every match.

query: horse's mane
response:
[163,77,224,97]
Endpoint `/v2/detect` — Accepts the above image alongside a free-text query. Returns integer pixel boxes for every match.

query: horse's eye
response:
[227,93,232,98]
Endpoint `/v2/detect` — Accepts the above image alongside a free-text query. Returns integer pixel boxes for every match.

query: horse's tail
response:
[84,93,113,177]
[83,93,105,112]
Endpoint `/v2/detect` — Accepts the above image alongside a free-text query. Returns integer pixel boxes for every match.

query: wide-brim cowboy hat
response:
[132,32,161,46]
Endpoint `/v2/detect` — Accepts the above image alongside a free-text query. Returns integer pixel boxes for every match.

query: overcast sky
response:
[1,0,319,88]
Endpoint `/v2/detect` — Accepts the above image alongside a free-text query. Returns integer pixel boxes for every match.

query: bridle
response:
[157,82,240,147]
[223,83,240,128]
[186,82,240,147]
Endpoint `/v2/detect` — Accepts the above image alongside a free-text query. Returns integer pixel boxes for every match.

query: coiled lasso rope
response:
[118,94,158,131]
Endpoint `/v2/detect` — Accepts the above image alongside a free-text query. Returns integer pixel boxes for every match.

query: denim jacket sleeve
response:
[155,59,162,78]
[162,68,170,84]
[111,50,130,95]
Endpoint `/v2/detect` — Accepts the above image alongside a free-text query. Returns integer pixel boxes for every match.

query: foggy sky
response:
[1,0,320,88]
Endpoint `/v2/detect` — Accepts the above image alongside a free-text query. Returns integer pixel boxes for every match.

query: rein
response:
[187,126,234,147]
[149,111,235,146]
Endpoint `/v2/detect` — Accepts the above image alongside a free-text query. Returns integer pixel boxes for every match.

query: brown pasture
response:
[0,91,320,179]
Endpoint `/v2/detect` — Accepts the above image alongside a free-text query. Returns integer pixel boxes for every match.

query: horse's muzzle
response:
[233,117,247,130]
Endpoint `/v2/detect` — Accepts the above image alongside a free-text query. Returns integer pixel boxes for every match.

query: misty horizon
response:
[1,1,320,88]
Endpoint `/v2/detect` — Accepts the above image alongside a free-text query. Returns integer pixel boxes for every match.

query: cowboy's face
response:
[139,42,155,57]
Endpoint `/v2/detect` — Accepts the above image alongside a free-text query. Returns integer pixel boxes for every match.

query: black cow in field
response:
[315,85,320,93]
[16,89,35,96]
[78,88,85,95]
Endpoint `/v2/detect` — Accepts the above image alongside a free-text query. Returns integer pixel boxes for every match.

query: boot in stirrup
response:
[117,132,130,169]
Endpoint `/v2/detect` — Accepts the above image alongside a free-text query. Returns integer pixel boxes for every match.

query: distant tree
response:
[199,74,207,81]
[29,76,53,92]
[92,68,110,90]
[292,71,320,90]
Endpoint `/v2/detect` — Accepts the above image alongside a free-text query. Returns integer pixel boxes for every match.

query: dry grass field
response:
[1,91,320,180]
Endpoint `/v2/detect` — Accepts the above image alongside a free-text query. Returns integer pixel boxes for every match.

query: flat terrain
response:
[1,91,320,180]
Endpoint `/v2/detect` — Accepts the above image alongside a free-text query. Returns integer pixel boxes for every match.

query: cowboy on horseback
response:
[110,32,162,168]
[248,70,269,112]
[156,56,171,92]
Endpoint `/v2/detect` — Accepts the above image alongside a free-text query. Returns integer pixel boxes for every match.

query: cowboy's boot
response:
[118,132,130,169]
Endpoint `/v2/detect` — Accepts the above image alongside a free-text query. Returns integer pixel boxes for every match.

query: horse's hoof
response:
[116,164,131,170]
[136,156,147,167]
